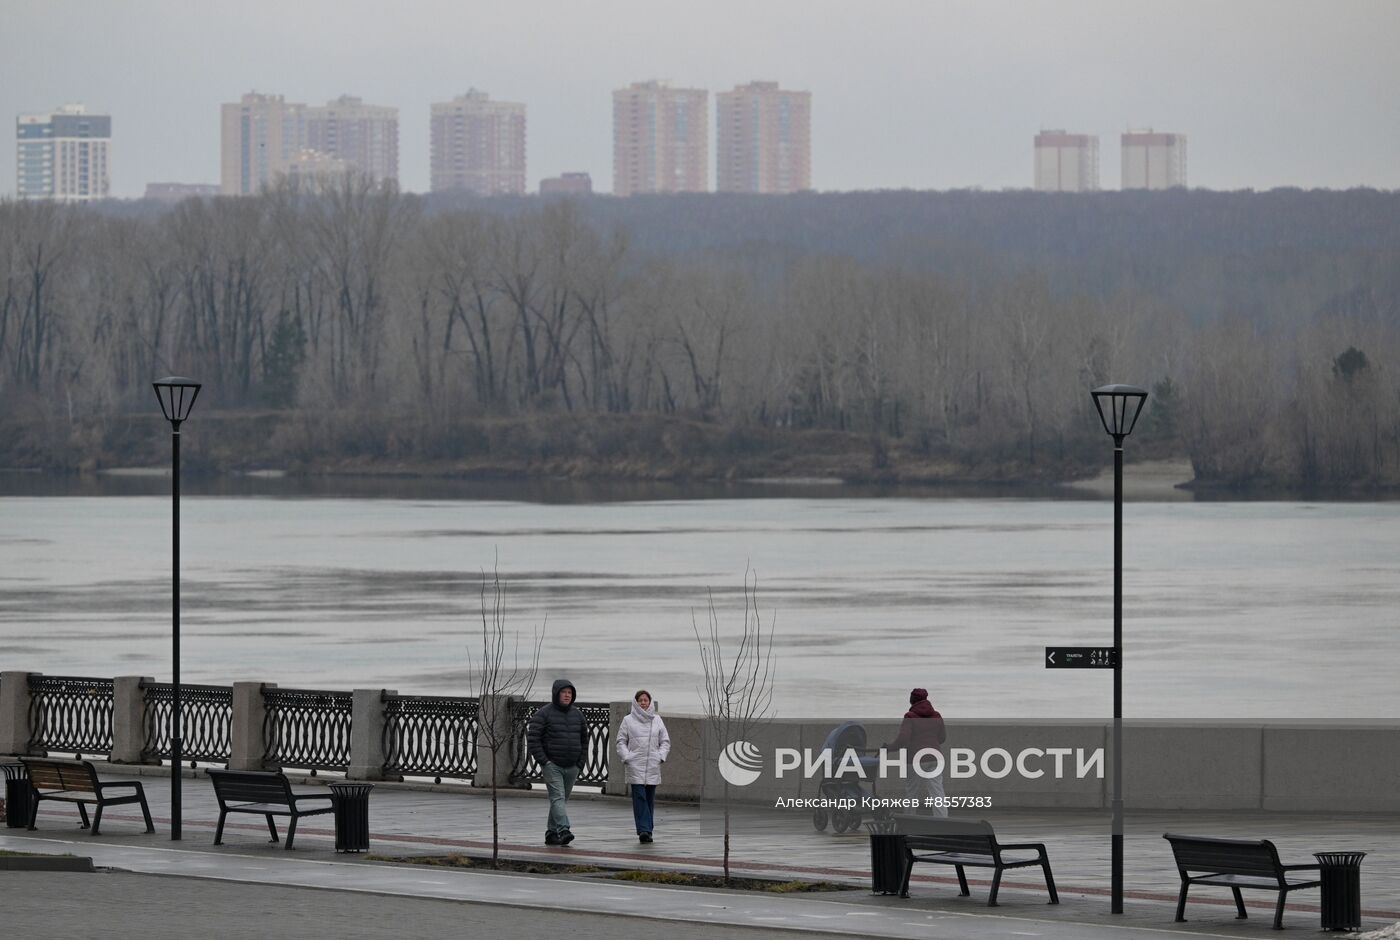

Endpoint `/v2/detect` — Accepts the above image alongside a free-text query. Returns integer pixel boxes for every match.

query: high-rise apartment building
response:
[305,95,399,185]
[429,90,527,195]
[1034,130,1100,192]
[16,104,111,201]
[222,92,397,194]
[1121,129,1187,190]
[716,82,811,194]
[221,92,306,195]
[612,81,708,196]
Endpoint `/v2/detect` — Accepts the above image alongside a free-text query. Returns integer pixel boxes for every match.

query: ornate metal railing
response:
[509,699,611,787]
[27,675,114,757]
[382,694,479,783]
[141,682,233,764]
[262,687,353,772]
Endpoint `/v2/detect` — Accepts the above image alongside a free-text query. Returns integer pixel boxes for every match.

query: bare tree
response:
[465,566,545,867]
[692,569,776,884]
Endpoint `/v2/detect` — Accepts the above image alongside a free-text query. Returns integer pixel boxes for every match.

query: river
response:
[1,473,1395,722]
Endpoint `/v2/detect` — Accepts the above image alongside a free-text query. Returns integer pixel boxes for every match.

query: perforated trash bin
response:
[1315,852,1365,931]
[329,782,373,853]
[869,832,907,895]
[2,762,31,829]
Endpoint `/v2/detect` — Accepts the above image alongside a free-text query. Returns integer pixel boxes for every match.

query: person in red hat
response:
[886,688,948,816]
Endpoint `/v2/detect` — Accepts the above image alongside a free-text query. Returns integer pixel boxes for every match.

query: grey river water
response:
[2,477,1397,721]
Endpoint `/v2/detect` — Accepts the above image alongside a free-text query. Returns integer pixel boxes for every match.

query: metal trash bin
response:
[2,762,31,829]
[328,782,373,853]
[869,831,907,895]
[1315,852,1365,931]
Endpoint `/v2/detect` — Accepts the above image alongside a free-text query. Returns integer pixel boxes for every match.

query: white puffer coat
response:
[616,700,671,786]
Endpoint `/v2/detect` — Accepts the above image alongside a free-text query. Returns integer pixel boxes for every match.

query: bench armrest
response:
[95,780,144,790]
[1281,863,1321,871]
[998,842,1049,854]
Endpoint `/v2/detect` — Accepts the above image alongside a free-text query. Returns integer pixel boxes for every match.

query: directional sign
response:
[1046,646,1118,669]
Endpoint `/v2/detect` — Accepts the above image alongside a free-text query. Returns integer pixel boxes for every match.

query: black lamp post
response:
[1090,383,1147,915]
[152,376,201,841]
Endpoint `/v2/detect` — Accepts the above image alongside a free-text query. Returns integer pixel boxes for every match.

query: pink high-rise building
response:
[612,81,708,196]
[430,90,527,195]
[304,95,399,185]
[716,82,811,194]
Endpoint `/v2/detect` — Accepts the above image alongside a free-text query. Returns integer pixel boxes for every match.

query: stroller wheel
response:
[812,808,829,832]
[832,808,857,833]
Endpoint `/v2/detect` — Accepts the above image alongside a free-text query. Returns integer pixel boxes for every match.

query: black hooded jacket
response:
[526,678,587,768]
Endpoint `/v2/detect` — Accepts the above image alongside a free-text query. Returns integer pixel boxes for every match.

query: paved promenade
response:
[2,767,1396,937]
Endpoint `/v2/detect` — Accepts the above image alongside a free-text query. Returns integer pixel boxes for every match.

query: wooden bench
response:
[893,815,1058,906]
[206,768,334,850]
[19,757,154,835]
[1164,833,1322,930]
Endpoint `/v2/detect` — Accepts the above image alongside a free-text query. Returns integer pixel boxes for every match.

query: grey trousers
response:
[542,761,580,832]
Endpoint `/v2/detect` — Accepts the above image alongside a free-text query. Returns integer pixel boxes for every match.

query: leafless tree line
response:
[2,179,1398,487]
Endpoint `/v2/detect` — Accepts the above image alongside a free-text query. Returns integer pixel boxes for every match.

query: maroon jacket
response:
[888,699,946,753]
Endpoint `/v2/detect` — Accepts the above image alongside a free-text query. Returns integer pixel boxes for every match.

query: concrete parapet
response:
[230,681,274,771]
[111,676,155,765]
[0,671,36,755]
[472,694,518,789]
[348,688,394,780]
[1262,725,1400,813]
[1123,722,1261,810]
[656,713,705,802]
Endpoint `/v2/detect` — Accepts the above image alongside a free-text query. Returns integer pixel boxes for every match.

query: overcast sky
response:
[2,0,1397,197]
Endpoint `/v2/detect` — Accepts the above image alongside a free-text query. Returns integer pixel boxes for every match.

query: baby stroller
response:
[810,721,891,833]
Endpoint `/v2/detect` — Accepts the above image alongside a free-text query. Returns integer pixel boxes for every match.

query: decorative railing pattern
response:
[262,687,353,772]
[382,694,480,783]
[141,682,233,764]
[27,675,114,757]
[509,699,611,786]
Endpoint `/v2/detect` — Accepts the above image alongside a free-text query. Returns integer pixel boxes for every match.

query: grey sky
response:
[2,0,1397,197]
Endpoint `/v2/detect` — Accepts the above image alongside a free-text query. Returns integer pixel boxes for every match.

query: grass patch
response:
[610,869,855,892]
[365,853,854,893]
[366,853,603,875]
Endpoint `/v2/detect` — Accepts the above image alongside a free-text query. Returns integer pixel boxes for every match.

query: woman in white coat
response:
[616,689,670,843]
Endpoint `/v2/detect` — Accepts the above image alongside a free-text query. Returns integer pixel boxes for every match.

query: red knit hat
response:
[910,688,929,704]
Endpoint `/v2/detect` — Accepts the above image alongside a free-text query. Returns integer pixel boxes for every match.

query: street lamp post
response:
[152,377,201,841]
[1090,383,1148,915]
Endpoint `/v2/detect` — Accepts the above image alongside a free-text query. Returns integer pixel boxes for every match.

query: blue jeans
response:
[630,784,656,834]
[542,761,579,832]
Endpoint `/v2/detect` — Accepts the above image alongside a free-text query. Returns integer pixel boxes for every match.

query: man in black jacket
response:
[527,678,588,845]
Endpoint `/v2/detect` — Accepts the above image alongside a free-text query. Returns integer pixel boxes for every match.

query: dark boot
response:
[557,828,575,846]
[545,830,560,846]
[639,832,653,843]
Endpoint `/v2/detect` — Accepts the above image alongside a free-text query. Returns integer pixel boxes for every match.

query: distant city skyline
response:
[3,0,1397,197]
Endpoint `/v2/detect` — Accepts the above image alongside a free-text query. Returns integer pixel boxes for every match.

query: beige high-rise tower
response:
[612,81,708,196]
[1121,129,1187,190]
[429,90,527,195]
[1034,130,1100,192]
[304,95,399,185]
[716,82,811,194]
[221,92,307,195]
